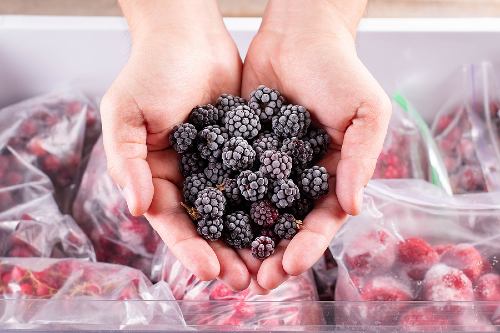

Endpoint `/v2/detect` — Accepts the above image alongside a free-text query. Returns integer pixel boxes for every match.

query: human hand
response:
[241,0,392,291]
[101,0,251,290]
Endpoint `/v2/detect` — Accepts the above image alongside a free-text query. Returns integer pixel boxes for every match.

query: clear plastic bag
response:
[0,192,94,260]
[311,250,337,301]
[374,102,429,180]
[0,90,101,212]
[432,64,500,194]
[330,179,500,329]
[152,244,323,327]
[73,137,161,278]
[0,258,185,329]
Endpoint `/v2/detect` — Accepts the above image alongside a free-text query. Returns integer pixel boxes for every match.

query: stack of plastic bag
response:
[73,138,161,277]
[0,90,101,212]
[152,244,323,328]
[0,258,185,329]
[331,179,500,331]
[431,64,500,194]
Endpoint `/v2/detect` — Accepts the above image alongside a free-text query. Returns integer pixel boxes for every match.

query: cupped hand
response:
[241,2,392,291]
[100,4,251,291]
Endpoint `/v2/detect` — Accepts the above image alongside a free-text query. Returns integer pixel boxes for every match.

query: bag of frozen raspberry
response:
[73,137,161,278]
[0,258,185,329]
[151,244,324,328]
[0,191,94,260]
[431,64,500,194]
[0,90,101,212]
[330,179,500,330]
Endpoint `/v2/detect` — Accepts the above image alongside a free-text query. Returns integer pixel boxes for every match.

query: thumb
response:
[336,91,392,215]
[100,89,153,216]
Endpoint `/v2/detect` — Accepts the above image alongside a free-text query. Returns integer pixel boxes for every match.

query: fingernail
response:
[122,185,135,214]
[357,188,364,211]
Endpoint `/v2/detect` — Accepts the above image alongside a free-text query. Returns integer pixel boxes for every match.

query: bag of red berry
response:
[0,258,185,329]
[73,137,161,278]
[0,90,101,212]
[330,179,500,330]
[0,192,94,260]
[151,244,324,328]
[432,64,500,194]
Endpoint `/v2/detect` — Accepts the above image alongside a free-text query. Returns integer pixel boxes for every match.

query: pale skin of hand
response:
[101,0,254,291]
[102,0,391,293]
[241,0,392,291]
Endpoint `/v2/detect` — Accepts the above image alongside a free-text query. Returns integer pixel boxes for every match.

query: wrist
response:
[262,0,366,38]
[119,0,226,44]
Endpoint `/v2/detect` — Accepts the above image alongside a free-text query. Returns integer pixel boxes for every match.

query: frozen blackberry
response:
[194,187,226,217]
[252,132,281,158]
[281,137,313,169]
[183,173,212,204]
[270,179,300,209]
[248,85,285,123]
[300,166,329,199]
[288,198,313,220]
[170,123,197,153]
[216,94,246,121]
[197,125,228,161]
[204,161,233,184]
[180,152,206,177]
[259,149,293,180]
[224,105,261,139]
[251,236,275,260]
[224,211,254,249]
[274,213,302,240]
[250,200,279,227]
[304,127,330,160]
[217,178,242,205]
[237,170,268,202]
[189,104,219,129]
[197,216,223,241]
[272,104,311,138]
[222,137,256,171]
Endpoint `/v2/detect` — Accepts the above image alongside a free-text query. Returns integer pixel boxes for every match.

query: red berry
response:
[20,282,33,295]
[5,171,23,186]
[475,273,500,301]
[27,138,47,157]
[399,306,451,332]
[19,119,38,137]
[397,238,439,280]
[434,244,454,256]
[441,244,485,281]
[41,155,61,172]
[422,264,474,301]
[344,229,397,276]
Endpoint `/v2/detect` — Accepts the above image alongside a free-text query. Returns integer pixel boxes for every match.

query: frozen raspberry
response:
[422,264,474,301]
[399,306,451,332]
[374,150,410,179]
[451,165,487,194]
[397,238,439,280]
[440,244,485,281]
[358,276,413,324]
[475,273,500,301]
[344,229,397,276]
[434,244,454,256]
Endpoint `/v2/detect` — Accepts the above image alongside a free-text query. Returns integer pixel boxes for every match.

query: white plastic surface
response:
[2,16,500,122]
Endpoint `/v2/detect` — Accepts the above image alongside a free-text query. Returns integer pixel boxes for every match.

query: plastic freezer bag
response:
[0,90,101,212]
[330,179,500,330]
[73,137,161,278]
[0,258,185,329]
[431,64,500,194]
[311,250,338,301]
[0,192,94,260]
[152,245,324,327]
[374,101,429,180]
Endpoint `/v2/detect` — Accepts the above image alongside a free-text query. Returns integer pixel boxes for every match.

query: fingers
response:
[101,88,153,216]
[147,149,183,187]
[209,241,251,291]
[283,183,347,276]
[146,178,220,281]
[336,93,392,215]
[257,240,289,290]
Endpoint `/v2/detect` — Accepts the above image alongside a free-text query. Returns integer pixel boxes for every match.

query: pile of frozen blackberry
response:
[170,86,330,260]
